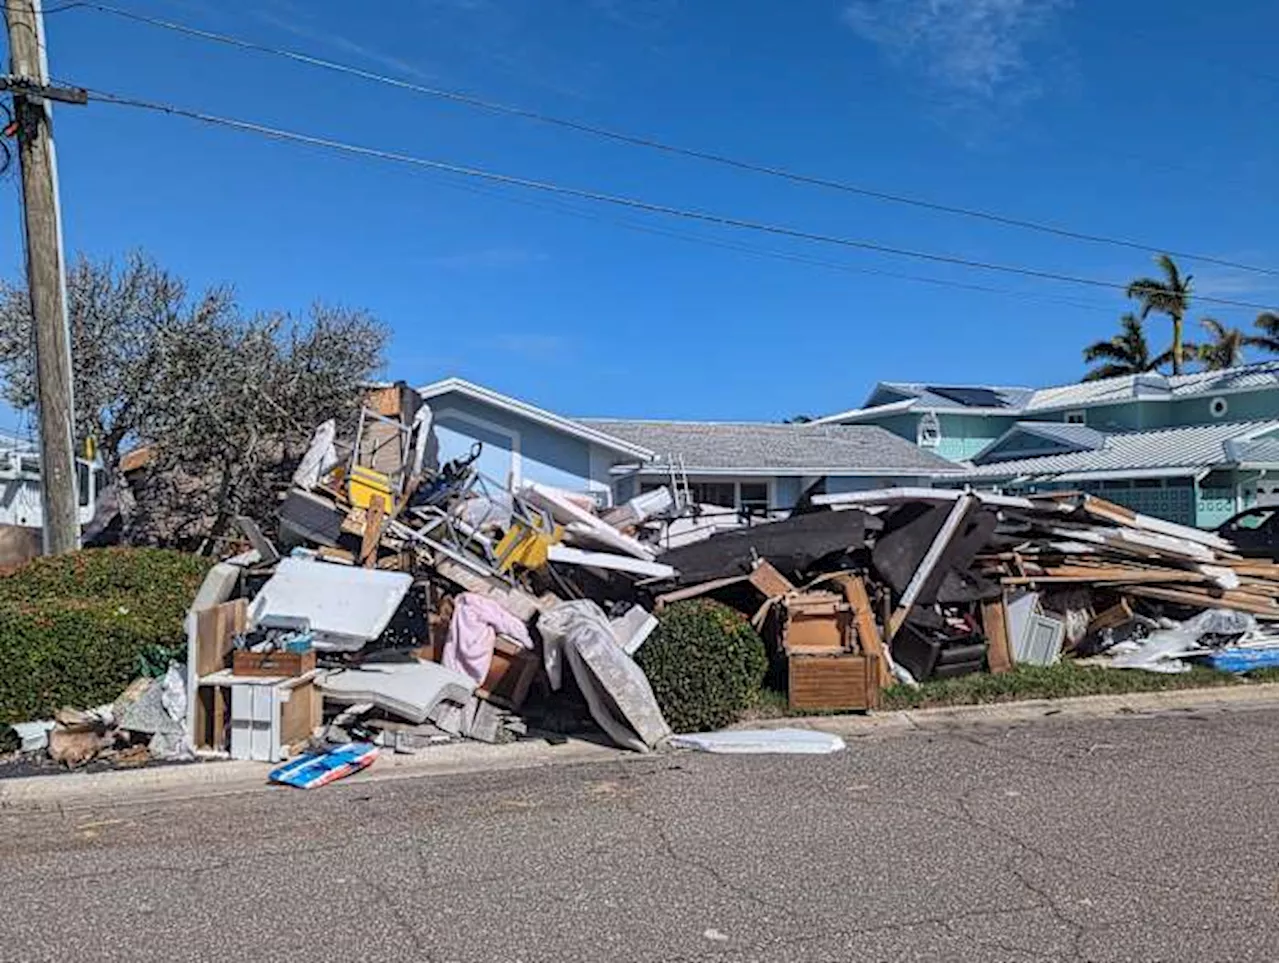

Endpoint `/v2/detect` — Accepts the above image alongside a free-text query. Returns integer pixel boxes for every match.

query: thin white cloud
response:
[843,0,1067,102]
[1191,269,1277,300]
[252,7,436,83]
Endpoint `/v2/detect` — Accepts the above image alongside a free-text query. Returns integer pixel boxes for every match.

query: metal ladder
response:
[667,452,692,512]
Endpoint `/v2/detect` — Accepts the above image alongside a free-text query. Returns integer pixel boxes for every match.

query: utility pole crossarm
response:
[3,0,81,554]
[0,75,88,105]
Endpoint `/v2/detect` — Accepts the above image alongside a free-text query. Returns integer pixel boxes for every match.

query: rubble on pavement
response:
[4,385,1276,779]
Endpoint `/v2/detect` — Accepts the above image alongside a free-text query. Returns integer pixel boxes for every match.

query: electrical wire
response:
[88,89,1280,311]
[1,2,86,15]
[68,1,1279,277]
[435,174,1116,314]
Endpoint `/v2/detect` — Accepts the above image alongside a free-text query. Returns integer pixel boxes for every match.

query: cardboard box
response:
[787,653,880,712]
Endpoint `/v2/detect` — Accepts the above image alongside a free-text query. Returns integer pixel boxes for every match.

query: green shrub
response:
[0,548,211,724]
[636,600,768,733]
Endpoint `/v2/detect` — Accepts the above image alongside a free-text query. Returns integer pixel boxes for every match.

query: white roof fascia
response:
[808,398,917,425]
[418,378,655,460]
[995,466,1205,483]
[625,465,964,477]
[1027,378,1277,415]
[812,487,1067,511]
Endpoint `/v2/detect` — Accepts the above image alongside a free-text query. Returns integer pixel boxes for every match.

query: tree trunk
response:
[1171,314,1184,375]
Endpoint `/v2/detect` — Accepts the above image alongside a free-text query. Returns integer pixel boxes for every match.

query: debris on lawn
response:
[6,384,1275,776]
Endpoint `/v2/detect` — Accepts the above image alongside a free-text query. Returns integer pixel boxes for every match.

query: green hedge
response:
[636,599,768,733]
[0,548,211,725]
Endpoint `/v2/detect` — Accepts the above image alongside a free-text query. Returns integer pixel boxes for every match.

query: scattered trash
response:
[269,743,379,789]
[9,720,54,754]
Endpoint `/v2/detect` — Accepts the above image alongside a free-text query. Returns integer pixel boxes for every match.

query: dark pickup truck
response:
[1214,506,1279,560]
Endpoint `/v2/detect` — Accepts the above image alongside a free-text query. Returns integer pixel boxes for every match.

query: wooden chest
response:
[781,591,854,654]
[232,649,317,678]
[787,653,880,712]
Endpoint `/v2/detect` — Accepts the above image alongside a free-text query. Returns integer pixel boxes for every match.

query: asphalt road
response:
[1,704,1275,963]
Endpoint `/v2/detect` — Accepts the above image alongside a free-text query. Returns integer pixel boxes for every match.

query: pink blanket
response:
[443,592,533,685]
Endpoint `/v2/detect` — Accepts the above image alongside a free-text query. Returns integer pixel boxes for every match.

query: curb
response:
[743,682,1278,737]
[0,736,628,813]
[3,683,1274,813]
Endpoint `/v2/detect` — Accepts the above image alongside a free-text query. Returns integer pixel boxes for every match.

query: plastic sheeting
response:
[292,420,339,491]
[1110,608,1259,673]
[669,728,846,754]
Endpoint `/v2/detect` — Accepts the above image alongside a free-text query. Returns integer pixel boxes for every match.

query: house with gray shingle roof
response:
[417,378,960,515]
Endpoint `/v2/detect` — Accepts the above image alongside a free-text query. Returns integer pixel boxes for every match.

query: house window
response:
[76,462,91,508]
[688,482,736,508]
[1065,410,1086,425]
[1209,396,1229,418]
[917,411,940,447]
[739,482,770,514]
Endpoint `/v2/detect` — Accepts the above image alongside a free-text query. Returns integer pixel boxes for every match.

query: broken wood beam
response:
[980,596,1013,674]
[886,493,978,642]
[833,574,894,688]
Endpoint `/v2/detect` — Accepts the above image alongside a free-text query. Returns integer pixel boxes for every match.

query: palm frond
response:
[1082,340,1130,364]
[1162,252,1187,289]
[1083,362,1137,382]
[1247,311,1280,354]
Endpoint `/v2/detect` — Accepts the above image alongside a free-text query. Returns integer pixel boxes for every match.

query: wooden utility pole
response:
[3,0,80,553]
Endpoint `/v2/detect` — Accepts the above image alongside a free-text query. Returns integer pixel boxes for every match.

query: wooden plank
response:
[194,599,247,678]
[981,596,1013,674]
[1002,569,1208,585]
[1122,584,1279,618]
[280,679,321,752]
[832,574,893,689]
[361,495,386,568]
[653,574,751,610]
[1075,494,1236,553]
[748,559,796,599]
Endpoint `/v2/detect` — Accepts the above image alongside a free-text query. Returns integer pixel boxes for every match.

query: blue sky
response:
[1,0,1276,430]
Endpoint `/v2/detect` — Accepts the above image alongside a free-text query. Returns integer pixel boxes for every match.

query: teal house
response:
[812,362,1279,528]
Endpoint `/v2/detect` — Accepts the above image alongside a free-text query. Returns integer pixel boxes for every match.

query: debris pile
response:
[4,386,1275,780]
[178,381,680,783]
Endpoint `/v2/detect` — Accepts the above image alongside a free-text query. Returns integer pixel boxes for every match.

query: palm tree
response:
[1245,311,1278,354]
[1126,254,1193,374]
[1192,317,1246,370]
[1081,313,1169,381]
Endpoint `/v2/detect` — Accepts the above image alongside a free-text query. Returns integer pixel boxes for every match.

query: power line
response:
[435,174,1116,314]
[2,2,85,14]
[88,89,1279,312]
[67,2,1279,277]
